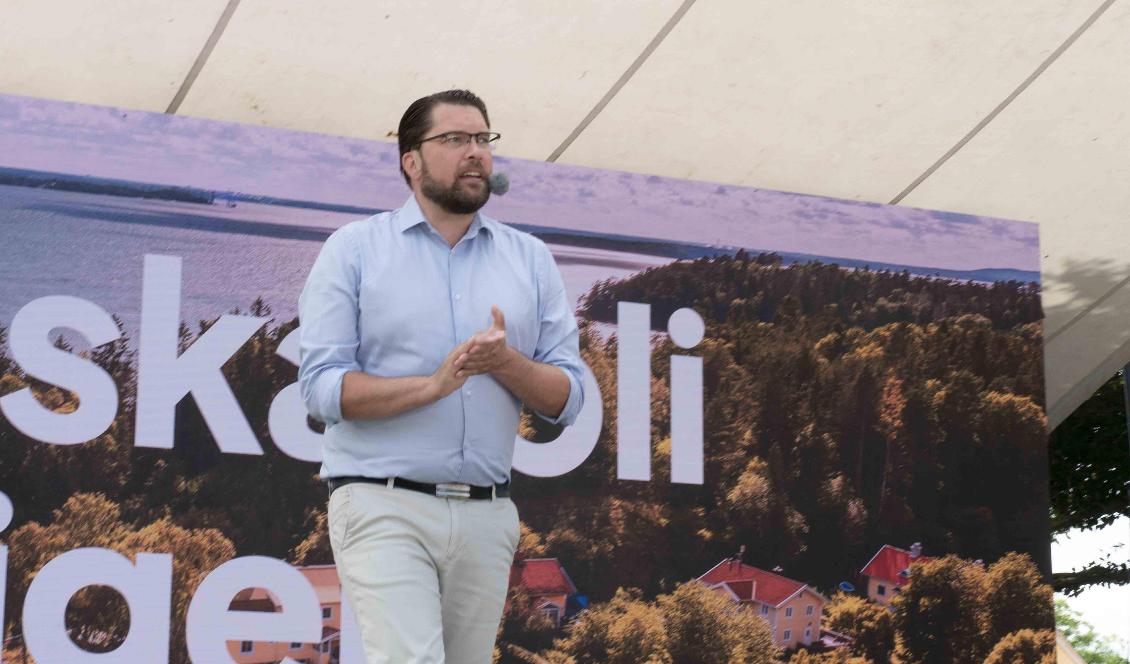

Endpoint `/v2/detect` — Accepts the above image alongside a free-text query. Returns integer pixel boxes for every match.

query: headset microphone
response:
[487,172,509,195]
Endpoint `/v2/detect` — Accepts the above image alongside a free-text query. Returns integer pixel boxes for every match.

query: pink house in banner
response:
[227,564,343,664]
[698,558,827,650]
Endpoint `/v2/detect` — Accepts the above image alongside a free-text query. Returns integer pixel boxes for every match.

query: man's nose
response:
[465,139,489,158]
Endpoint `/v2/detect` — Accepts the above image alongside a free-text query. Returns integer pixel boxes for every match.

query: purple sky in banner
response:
[0,93,1038,272]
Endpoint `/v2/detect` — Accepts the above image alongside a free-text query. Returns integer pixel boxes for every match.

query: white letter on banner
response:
[512,363,603,477]
[669,308,706,484]
[186,556,321,663]
[23,548,172,663]
[0,296,121,445]
[268,328,322,462]
[617,302,651,481]
[135,254,267,454]
[339,595,365,664]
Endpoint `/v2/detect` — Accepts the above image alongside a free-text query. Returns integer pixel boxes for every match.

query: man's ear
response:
[402,151,419,182]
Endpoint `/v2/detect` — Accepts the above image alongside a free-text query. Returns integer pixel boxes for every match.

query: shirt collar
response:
[395,194,492,240]
[394,195,429,233]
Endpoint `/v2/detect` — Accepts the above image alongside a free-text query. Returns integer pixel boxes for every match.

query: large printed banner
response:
[0,94,1052,663]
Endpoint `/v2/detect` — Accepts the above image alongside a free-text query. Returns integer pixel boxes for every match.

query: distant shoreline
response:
[0,166,1040,284]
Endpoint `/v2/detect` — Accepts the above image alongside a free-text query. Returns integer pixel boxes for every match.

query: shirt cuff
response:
[314,365,354,426]
[536,366,583,427]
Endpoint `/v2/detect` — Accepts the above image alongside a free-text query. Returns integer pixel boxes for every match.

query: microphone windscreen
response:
[487,172,509,195]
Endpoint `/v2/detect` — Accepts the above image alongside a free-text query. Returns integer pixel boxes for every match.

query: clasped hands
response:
[432,306,512,397]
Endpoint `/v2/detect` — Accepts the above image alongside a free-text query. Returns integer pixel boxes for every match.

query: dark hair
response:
[398,89,490,186]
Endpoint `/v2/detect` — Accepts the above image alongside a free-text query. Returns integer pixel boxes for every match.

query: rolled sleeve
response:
[532,242,586,426]
[297,228,363,425]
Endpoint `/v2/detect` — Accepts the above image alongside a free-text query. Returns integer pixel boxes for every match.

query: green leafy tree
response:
[545,498,671,601]
[657,582,779,664]
[1049,370,1130,596]
[291,509,333,565]
[787,649,870,664]
[981,552,1054,646]
[823,592,894,662]
[546,588,670,664]
[982,629,1056,664]
[892,556,988,664]
[544,583,780,664]
[1054,598,1129,664]
[893,554,1055,664]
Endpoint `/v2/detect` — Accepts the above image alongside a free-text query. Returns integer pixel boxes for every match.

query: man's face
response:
[415,103,493,215]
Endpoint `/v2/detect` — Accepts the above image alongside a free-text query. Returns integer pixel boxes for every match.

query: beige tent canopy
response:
[2,0,1127,429]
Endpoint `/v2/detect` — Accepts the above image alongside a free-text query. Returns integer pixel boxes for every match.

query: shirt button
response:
[455,294,462,301]
[464,389,471,397]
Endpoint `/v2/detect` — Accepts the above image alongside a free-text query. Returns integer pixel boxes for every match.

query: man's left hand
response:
[455,306,510,377]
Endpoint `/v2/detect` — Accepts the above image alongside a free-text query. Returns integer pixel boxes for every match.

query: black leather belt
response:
[327,476,510,500]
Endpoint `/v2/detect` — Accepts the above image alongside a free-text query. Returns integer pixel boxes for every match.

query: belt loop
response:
[492,484,497,500]
[386,478,395,489]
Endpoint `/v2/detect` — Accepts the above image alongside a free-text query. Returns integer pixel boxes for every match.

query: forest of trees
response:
[495,551,1054,664]
[0,253,1055,662]
[514,252,1048,597]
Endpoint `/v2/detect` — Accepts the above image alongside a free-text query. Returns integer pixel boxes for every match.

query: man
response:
[297,89,585,664]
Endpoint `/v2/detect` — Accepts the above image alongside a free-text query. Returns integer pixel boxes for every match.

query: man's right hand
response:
[341,341,472,421]
[431,340,472,399]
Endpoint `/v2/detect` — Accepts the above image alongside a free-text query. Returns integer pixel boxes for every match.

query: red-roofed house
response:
[508,558,578,628]
[859,542,931,606]
[698,558,827,650]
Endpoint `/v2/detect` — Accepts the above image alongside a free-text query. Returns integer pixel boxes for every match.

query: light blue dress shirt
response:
[298,196,585,486]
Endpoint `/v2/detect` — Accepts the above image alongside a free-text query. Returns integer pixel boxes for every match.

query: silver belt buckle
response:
[436,482,472,499]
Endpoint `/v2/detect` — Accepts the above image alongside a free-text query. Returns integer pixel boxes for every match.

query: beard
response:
[419,158,490,215]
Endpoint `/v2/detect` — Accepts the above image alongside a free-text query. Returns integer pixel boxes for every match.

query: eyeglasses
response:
[416,131,501,151]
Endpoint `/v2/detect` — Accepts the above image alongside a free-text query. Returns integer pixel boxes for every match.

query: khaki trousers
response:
[328,481,520,664]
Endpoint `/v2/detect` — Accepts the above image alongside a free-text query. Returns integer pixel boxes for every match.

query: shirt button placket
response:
[448,247,459,338]
[449,244,471,469]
